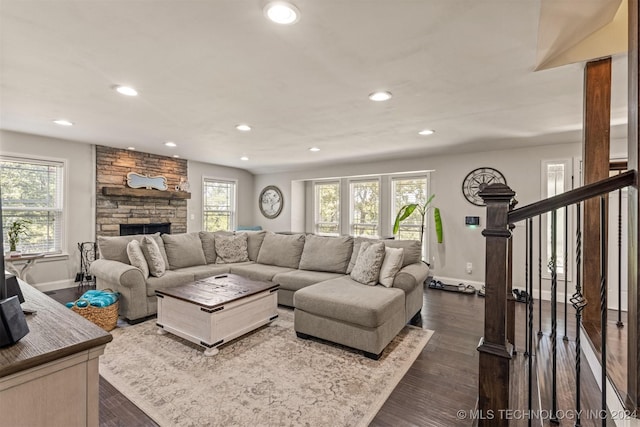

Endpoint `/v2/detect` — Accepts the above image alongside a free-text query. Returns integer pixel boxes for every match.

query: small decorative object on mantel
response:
[175,178,190,192]
[461,167,507,206]
[127,172,168,191]
[259,185,283,219]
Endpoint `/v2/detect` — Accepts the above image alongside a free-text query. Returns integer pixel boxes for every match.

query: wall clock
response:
[462,167,507,206]
[259,185,284,219]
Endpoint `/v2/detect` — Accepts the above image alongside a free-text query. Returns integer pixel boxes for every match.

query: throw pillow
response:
[162,232,207,269]
[256,233,306,268]
[214,233,250,263]
[140,235,166,277]
[378,247,405,287]
[126,240,149,278]
[350,241,386,286]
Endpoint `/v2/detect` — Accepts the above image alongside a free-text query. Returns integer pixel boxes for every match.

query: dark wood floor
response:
[48,284,623,426]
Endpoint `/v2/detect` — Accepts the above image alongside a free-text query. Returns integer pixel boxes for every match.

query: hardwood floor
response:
[47,284,621,426]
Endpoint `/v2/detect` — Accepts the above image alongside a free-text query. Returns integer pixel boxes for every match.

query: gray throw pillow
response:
[162,232,207,269]
[378,247,404,287]
[298,234,353,273]
[140,235,166,277]
[350,241,385,286]
[214,233,249,263]
[126,240,149,278]
[256,233,306,269]
[245,230,267,261]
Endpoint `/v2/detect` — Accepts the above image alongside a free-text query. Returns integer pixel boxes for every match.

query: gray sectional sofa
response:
[90,230,429,358]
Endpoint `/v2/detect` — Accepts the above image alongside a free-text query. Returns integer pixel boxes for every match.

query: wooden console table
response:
[4,253,45,282]
[0,279,113,427]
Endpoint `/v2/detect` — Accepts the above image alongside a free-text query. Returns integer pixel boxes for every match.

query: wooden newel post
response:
[477,183,515,427]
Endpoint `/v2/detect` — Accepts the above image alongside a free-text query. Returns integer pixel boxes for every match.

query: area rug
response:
[99,308,433,427]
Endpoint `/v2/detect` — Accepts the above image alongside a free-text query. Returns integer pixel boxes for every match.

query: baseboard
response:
[432,276,485,290]
[31,279,77,293]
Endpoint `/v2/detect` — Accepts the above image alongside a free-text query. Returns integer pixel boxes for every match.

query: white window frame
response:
[0,154,66,255]
[391,174,430,258]
[349,177,381,238]
[541,159,573,280]
[313,180,340,236]
[202,177,237,232]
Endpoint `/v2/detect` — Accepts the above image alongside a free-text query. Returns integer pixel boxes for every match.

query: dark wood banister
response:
[508,170,636,224]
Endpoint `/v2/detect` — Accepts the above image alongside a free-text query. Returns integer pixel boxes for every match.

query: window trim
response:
[313,180,340,236]
[348,177,381,238]
[201,176,238,232]
[0,153,68,255]
[540,158,573,281]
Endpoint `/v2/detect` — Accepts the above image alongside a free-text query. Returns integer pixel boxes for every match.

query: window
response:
[203,178,236,231]
[542,160,571,276]
[314,181,340,235]
[350,179,380,237]
[1,156,64,254]
[392,176,428,241]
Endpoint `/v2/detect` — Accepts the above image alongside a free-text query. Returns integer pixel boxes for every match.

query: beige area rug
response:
[99,308,434,427]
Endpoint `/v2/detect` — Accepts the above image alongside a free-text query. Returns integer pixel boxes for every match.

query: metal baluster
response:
[564,206,569,341]
[525,220,530,357]
[528,217,534,427]
[538,215,543,336]
[571,203,586,427]
[550,209,559,423]
[617,185,623,328]
[600,196,608,426]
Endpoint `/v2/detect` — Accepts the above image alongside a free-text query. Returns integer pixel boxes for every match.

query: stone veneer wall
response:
[96,145,188,236]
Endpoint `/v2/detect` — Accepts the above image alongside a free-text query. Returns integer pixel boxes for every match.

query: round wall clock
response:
[462,167,507,206]
[259,185,284,219]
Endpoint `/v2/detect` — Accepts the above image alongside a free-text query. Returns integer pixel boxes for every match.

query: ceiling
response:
[0,0,629,174]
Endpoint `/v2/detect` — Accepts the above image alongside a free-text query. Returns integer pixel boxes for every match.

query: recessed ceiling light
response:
[264,1,300,25]
[165,141,177,147]
[309,147,320,152]
[368,91,392,102]
[173,154,180,158]
[127,146,136,150]
[418,129,435,136]
[114,85,138,96]
[236,124,252,132]
[53,119,73,126]
[240,156,249,161]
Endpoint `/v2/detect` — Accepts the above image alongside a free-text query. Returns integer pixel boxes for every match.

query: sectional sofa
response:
[90,230,429,358]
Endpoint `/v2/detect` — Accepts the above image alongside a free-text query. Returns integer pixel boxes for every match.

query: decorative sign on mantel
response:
[127,172,168,191]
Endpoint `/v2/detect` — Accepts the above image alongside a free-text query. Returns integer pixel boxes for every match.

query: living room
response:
[1,1,636,426]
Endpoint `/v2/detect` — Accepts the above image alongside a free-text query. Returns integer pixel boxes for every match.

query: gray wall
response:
[0,130,95,290]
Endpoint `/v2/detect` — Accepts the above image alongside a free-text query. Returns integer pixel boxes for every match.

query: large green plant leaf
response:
[392,204,418,234]
[434,207,443,243]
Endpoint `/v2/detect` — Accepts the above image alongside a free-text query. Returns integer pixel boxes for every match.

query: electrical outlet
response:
[466,262,472,274]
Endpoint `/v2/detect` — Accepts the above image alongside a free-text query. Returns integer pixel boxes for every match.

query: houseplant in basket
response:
[7,219,31,257]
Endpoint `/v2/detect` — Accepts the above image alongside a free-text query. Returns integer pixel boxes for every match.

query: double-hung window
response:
[203,178,236,232]
[314,181,340,235]
[542,159,572,277]
[392,176,428,242]
[1,156,65,254]
[349,179,380,237]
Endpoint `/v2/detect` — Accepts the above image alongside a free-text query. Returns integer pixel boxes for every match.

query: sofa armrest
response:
[90,259,145,289]
[393,262,429,292]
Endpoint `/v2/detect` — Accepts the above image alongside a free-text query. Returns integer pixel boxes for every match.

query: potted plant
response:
[7,219,31,256]
[393,194,443,259]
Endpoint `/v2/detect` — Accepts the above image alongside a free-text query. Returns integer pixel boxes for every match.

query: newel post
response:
[477,183,515,427]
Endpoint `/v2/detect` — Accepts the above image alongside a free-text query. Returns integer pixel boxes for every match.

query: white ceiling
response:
[0,0,629,174]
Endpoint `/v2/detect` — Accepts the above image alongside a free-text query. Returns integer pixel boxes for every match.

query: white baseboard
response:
[432,276,485,289]
[32,279,77,292]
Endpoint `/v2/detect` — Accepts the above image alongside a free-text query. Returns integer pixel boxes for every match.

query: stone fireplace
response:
[96,146,190,237]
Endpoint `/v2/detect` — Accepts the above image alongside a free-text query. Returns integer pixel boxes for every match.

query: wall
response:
[253,141,589,288]
[0,130,95,290]
[187,160,255,232]
[95,146,188,236]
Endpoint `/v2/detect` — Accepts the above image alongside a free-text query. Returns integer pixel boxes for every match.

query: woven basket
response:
[71,298,119,331]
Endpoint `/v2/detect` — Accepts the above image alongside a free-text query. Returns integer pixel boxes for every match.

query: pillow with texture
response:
[126,240,149,278]
[214,233,250,263]
[378,247,404,287]
[199,231,233,264]
[140,235,166,277]
[350,241,386,286]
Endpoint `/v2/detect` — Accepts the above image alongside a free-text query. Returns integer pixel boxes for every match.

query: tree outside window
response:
[203,179,236,231]
[350,180,379,237]
[392,177,428,242]
[315,181,340,235]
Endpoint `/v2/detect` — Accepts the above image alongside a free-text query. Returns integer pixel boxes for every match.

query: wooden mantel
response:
[102,187,191,199]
